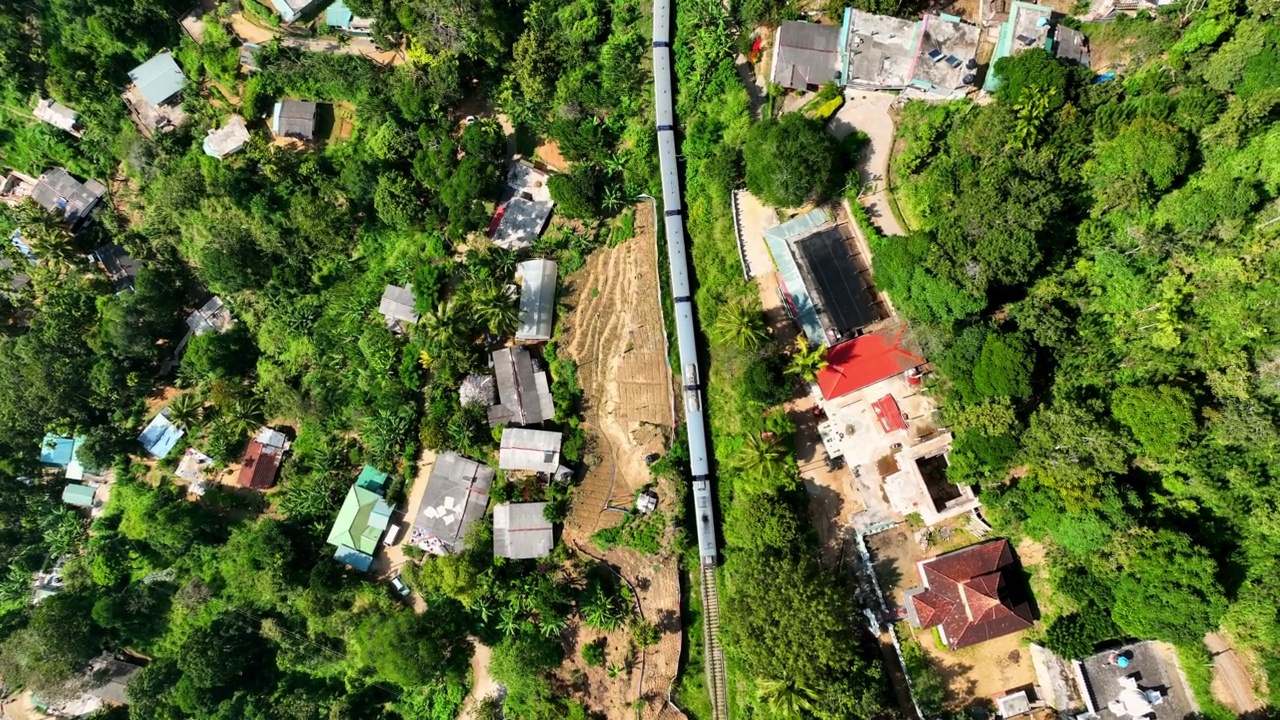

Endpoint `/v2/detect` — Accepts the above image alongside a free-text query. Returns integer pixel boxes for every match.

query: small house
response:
[203,116,250,159]
[61,483,97,509]
[378,284,418,334]
[30,168,106,233]
[269,0,323,22]
[327,468,394,572]
[488,346,554,428]
[175,447,213,484]
[985,2,1089,91]
[92,243,141,293]
[904,538,1033,649]
[493,502,554,559]
[124,53,188,135]
[185,296,234,336]
[138,410,184,459]
[411,452,493,555]
[236,427,290,490]
[771,21,842,90]
[515,259,557,342]
[490,161,554,250]
[325,0,373,33]
[816,327,925,402]
[636,490,658,514]
[498,427,562,474]
[271,100,318,141]
[33,98,81,137]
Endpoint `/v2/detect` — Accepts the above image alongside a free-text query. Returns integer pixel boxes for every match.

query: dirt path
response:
[457,641,499,719]
[1205,632,1260,714]
[562,204,674,536]
[228,13,405,65]
[372,447,436,613]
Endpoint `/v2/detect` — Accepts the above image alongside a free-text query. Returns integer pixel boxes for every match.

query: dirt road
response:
[229,13,405,65]
[457,641,499,719]
[831,91,905,237]
[1205,632,1259,714]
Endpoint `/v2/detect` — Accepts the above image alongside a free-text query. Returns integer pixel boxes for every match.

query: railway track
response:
[700,564,730,720]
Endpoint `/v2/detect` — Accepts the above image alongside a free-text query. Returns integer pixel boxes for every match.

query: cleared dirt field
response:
[557,205,684,720]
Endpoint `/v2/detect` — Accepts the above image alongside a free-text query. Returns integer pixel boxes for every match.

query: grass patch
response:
[591,510,666,554]
[1176,643,1237,720]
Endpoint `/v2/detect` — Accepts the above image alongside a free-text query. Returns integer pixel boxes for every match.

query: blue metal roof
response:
[40,434,76,467]
[763,209,830,346]
[333,545,374,572]
[326,0,353,28]
[128,53,187,107]
[138,411,184,459]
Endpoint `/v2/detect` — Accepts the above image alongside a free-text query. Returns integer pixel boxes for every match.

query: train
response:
[651,0,718,566]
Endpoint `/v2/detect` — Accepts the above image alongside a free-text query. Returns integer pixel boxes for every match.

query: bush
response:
[581,638,606,667]
[548,165,602,219]
[744,112,838,207]
[1044,608,1118,660]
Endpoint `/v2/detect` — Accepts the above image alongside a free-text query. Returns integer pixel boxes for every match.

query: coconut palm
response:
[468,282,519,336]
[420,300,466,350]
[730,433,789,487]
[756,677,817,718]
[785,337,828,382]
[713,299,769,352]
[166,393,203,430]
[223,396,265,438]
[582,586,623,631]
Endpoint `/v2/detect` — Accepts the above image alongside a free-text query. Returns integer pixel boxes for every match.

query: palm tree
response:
[601,184,625,214]
[420,300,466,350]
[469,282,519,337]
[713,299,769,352]
[223,396,265,438]
[166,393,203,431]
[756,677,818,718]
[9,199,73,265]
[785,337,828,382]
[498,608,521,637]
[582,586,622,631]
[730,433,788,486]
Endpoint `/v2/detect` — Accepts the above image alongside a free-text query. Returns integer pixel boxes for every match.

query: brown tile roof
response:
[237,439,284,490]
[912,538,1033,649]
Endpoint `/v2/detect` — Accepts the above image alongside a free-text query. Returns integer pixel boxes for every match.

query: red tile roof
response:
[873,394,907,433]
[237,440,284,490]
[912,539,1034,649]
[816,328,925,401]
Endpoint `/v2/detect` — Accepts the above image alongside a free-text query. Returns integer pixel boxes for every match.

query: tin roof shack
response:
[515,259,557,342]
[764,208,877,347]
[270,0,323,22]
[1077,642,1197,720]
[124,52,188,136]
[237,427,291,490]
[61,482,98,509]
[92,243,141,292]
[326,0,373,33]
[499,427,563,474]
[905,538,1034,649]
[771,20,842,90]
[203,116,251,159]
[39,433,97,480]
[490,161,554,250]
[411,452,493,555]
[33,98,82,137]
[30,168,106,234]
[488,347,555,428]
[186,296,234,336]
[138,409,185,459]
[378,284,419,334]
[272,100,319,140]
[493,502,554,559]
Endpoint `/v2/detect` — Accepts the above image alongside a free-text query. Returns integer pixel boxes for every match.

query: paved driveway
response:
[830,91,905,237]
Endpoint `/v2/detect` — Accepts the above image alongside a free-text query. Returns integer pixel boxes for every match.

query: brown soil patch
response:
[911,625,1037,707]
[533,139,569,173]
[1206,632,1261,714]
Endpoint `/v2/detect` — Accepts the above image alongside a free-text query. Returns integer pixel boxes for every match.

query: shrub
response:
[581,638,606,667]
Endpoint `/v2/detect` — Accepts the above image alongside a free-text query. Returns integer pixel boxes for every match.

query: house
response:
[92,243,141,292]
[327,466,394,571]
[984,2,1089,92]
[138,410,184,459]
[770,20,843,90]
[904,538,1034,649]
[490,161,554,250]
[493,502,554,559]
[515,259,557,342]
[1077,642,1197,720]
[236,427,290,490]
[488,346,555,428]
[411,452,493,555]
[764,208,877,347]
[39,433,97,480]
[33,98,81,137]
[124,53,188,136]
[203,116,251,159]
[61,483,97,509]
[270,0,322,22]
[175,447,214,484]
[325,0,373,33]
[817,326,925,401]
[271,100,318,140]
[185,296,234,336]
[499,427,562,474]
[842,10,981,99]
[378,284,418,334]
[30,168,106,233]
[36,653,144,716]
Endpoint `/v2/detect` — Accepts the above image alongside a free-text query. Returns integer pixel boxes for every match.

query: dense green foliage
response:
[882,5,1280,701]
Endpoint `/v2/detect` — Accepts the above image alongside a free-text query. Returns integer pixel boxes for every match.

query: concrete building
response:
[203,116,251,159]
[92,243,141,292]
[493,502,554,559]
[515,259,557,342]
[411,452,493,555]
[490,161,554,250]
[270,0,322,22]
[488,346,554,428]
[30,168,106,233]
[33,98,81,137]
[1076,642,1198,720]
[985,2,1090,92]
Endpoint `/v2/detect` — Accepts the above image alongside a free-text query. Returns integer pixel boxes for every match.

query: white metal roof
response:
[498,427,562,473]
[515,259,557,342]
[493,502,554,559]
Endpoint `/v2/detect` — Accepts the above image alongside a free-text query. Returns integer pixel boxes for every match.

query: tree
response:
[784,337,827,382]
[1044,609,1118,660]
[1085,118,1189,214]
[1110,385,1197,461]
[973,332,1035,400]
[630,618,659,648]
[221,396,265,438]
[548,165,602,219]
[992,48,1070,109]
[744,113,838,207]
[1110,529,1227,645]
[581,639,606,667]
[467,282,519,337]
[0,592,105,699]
[166,393,203,431]
[713,299,769,352]
[581,584,624,631]
[756,677,818,718]
[729,433,790,493]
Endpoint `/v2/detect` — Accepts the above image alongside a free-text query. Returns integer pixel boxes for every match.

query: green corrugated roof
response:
[62,483,95,508]
[326,484,392,555]
[763,209,830,346]
[356,464,388,493]
[326,0,354,28]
